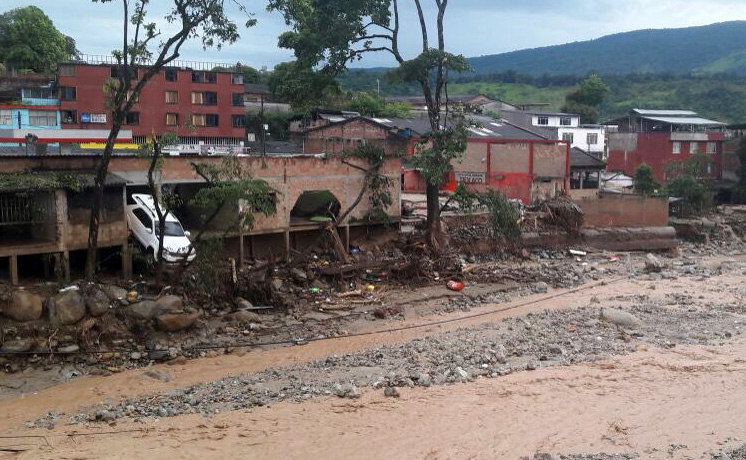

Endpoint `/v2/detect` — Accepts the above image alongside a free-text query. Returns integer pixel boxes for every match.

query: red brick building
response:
[606,109,726,182]
[57,61,246,145]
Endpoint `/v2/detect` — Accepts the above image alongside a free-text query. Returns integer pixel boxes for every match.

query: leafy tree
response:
[665,174,711,216]
[561,74,609,123]
[633,163,658,196]
[267,60,341,111]
[268,0,471,247]
[85,0,253,279]
[213,63,263,84]
[0,6,77,72]
[342,91,411,118]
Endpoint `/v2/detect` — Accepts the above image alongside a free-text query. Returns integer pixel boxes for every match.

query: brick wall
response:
[579,193,669,227]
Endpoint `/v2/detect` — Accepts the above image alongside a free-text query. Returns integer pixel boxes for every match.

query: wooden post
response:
[121,244,132,279]
[239,225,245,266]
[10,255,18,286]
[344,225,350,252]
[62,250,70,283]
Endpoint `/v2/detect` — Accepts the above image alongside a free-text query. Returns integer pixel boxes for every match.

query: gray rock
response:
[271,278,284,292]
[127,300,164,321]
[335,383,361,399]
[155,310,202,332]
[533,282,549,294]
[1,339,33,353]
[291,268,308,283]
[235,297,253,310]
[2,290,44,322]
[130,352,142,360]
[233,310,262,324]
[101,285,128,303]
[85,288,111,317]
[601,308,643,328]
[57,344,80,354]
[49,290,86,326]
[455,366,469,380]
[384,387,400,398]
[156,295,183,312]
[418,373,432,387]
[645,253,665,273]
[143,369,173,382]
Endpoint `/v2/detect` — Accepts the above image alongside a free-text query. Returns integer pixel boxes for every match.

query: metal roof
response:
[633,109,698,116]
[641,116,725,126]
[570,147,606,169]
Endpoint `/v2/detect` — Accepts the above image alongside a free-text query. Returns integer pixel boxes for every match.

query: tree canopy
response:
[561,74,609,124]
[0,6,78,72]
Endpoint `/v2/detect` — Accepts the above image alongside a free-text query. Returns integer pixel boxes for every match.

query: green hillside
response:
[468,21,746,76]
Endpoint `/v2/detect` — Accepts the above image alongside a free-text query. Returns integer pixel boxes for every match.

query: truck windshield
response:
[156,222,185,237]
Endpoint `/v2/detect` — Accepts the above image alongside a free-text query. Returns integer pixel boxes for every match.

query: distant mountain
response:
[468,21,746,76]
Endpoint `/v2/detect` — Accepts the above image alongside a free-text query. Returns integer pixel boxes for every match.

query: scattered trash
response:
[365,284,375,293]
[309,287,322,295]
[569,249,587,257]
[446,280,465,292]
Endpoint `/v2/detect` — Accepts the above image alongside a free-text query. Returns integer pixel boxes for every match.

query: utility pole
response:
[260,94,266,157]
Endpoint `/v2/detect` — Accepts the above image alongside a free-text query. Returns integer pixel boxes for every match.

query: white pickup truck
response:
[125,194,196,263]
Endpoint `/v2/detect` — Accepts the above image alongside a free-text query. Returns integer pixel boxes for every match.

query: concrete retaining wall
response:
[579,193,669,228]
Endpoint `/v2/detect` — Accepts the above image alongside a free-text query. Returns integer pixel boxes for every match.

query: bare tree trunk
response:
[147,139,167,285]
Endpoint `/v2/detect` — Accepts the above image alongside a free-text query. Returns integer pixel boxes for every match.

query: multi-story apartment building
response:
[57,58,246,147]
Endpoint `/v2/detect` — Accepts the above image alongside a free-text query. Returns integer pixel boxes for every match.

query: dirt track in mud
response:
[2,253,746,459]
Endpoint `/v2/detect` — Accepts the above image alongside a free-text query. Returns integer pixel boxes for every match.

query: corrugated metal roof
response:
[633,109,697,116]
[641,116,725,126]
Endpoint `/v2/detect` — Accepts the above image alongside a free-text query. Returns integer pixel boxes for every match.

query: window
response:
[562,132,574,143]
[132,208,152,230]
[690,142,699,154]
[24,88,55,99]
[586,133,598,145]
[232,93,244,106]
[60,86,76,101]
[126,91,139,103]
[59,64,75,76]
[191,71,217,83]
[61,110,77,124]
[110,66,137,79]
[537,116,549,126]
[0,109,11,126]
[706,142,716,154]
[206,114,219,127]
[165,90,178,104]
[232,114,246,128]
[125,112,140,125]
[192,91,217,105]
[191,114,205,126]
[166,113,178,126]
[232,73,244,85]
[560,116,572,126]
[165,68,178,82]
[672,141,681,154]
[29,110,57,126]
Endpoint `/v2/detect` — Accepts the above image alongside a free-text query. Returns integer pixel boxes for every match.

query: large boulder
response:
[2,290,44,322]
[127,300,164,321]
[101,284,129,303]
[644,253,665,273]
[155,310,202,332]
[85,288,111,317]
[232,310,262,324]
[48,290,86,326]
[600,308,642,328]
[155,295,183,312]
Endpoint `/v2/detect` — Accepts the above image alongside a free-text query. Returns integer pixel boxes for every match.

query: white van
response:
[125,194,196,263]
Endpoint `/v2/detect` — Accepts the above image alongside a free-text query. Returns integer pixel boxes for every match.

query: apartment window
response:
[24,88,55,99]
[560,116,572,126]
[192,71,217,83]
[537,116,549,126]
[672,141,681,154]
[232,114,246,128]
[110,66,137,79]
[706,141,716,154]
[205,114,219,127]
[0,109,11,125]
[587,133,598,145]
[61,110,77,124]
[165,68,178,82]
[125,112,140,125]
[232,74,244,85]
[166,113,178,126]
[165,90,178,104]
[126,91,139,103]
[59,64,75,76]
[232,93,244,106]
[192,91,217,105]
[60,86,76,101]
[562,132,574,143]
[29,110,57,126]
[191,114,205,126]
[690,142,699,154]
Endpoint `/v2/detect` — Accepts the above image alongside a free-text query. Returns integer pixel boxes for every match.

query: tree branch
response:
[413,0,428,51]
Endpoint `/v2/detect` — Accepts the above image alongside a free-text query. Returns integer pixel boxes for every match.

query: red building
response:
[606,109,726,182]
[57,61,246,145]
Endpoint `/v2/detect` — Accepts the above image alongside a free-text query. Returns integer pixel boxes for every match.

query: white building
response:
[501,110,607,158]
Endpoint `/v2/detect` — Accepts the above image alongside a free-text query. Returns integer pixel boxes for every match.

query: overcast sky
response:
[6,0,746,70]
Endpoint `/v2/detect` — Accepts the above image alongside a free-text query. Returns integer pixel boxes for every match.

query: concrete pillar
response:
[284,230,290,262]
[344,225,350,252]
[121,244,132,279]
[10,255,18,286]
[579,172,585,190]
[239,234,245,266]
